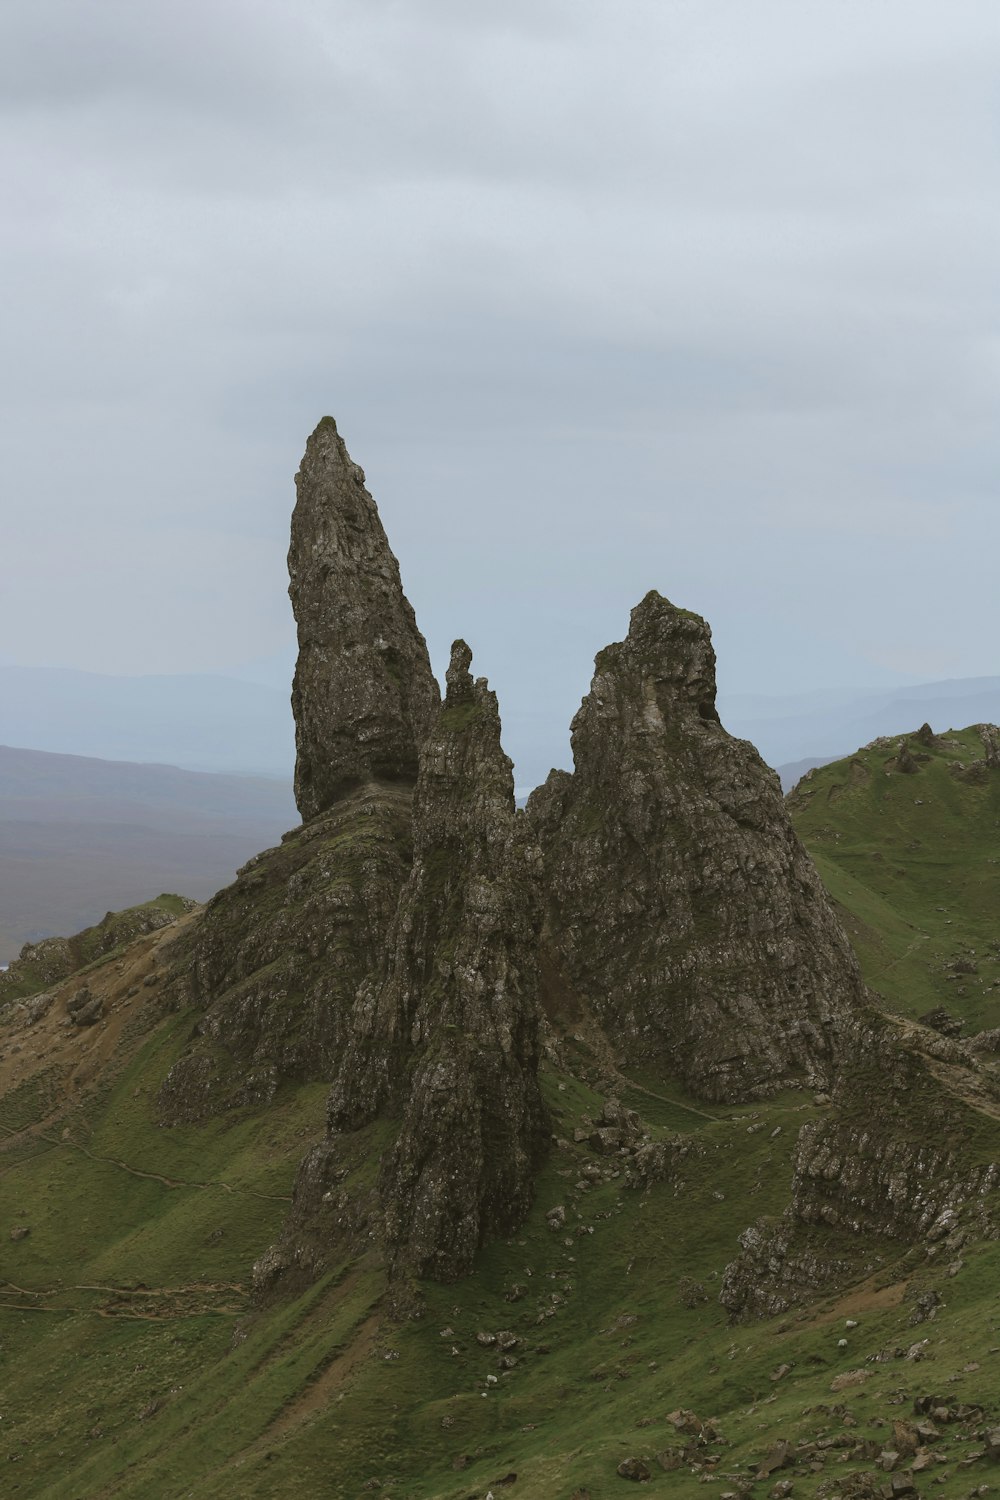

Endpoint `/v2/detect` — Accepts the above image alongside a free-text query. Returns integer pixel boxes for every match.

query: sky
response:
[2,0,999,781]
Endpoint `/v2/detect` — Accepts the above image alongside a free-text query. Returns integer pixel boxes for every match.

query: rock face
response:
[322,641,549,1282]
[978,723,1000,770]
[157,786,412,1122]
[159,420,440,1123]
[260,641,549,1294]
[528,591,868,1102]
[722,1016,1000,1320]
[288,416,439,821]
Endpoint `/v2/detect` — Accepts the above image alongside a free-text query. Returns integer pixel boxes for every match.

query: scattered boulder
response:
[616,1457,651,1482]
[66,986,91,1016]
[70,994,104,1028]
[756,1439,795,1478]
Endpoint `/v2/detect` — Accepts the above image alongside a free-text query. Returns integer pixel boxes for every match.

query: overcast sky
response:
[2,0,999,778]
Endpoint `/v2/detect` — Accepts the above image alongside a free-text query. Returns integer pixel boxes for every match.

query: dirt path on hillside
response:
[0,1120,292,1201]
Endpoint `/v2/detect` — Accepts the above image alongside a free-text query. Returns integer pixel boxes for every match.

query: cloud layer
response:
[3,0,998,779]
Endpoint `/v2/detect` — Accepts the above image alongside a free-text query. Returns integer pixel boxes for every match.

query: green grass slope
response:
[789,726,1000,1030]
[4,946,1000,1499]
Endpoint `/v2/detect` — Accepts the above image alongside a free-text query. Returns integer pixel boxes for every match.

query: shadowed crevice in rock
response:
[289,416,440,821]
[528,589,868,1103]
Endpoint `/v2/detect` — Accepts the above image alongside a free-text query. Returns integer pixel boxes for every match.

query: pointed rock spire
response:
[325,640,549,1281]
[528,590,867,1102]
[288,417,440,820]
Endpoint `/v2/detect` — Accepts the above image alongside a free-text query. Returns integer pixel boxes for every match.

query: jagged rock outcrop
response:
[265,642,549,1289]
[528,591,868,1102]
[721,1015,1000,1320]
[0,896,198,1008]
[949,723,1000,783]
[158,421,441,1122]
[288,416,439,820]
[893,738,921,774]
[978,723,1000,770]
[157,787,412,1121]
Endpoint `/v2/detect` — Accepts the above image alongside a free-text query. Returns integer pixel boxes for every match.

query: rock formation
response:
[979,722,1000,769]
[528,590,868,1102]
[162,422,995,1320]
[273,642,549,1288]
[949,722,1000,783]
[288,416,439,820]
[722,1015,1000,1320]
[157,786,413,1122]
[158,417,439,1121]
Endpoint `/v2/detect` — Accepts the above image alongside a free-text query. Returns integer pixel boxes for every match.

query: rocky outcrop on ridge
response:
[0,896,199,1008]
[722,1015,1000,1320]
[528,591,868,1103]
[288,416,439,821]
[977,723,1000,770]
[949,722,1000,783]
[304,641,549,1284]
[157,786,412,1122]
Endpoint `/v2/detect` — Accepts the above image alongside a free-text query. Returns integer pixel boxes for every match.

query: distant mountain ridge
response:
[0,664,294,777]
[4,662,1000,790]
[719,674,1000,773]
[0,744,296,962]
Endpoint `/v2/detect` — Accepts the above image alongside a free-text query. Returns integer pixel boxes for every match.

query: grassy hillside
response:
[789,726,1000,1031]
[5,912,1000,1497]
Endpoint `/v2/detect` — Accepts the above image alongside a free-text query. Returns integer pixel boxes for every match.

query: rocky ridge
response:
[0,895,198,1009]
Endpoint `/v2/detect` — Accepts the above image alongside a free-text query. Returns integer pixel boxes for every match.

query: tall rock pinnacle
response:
[324,640,549,1282]
[288,417,440,820]
[528,590,868,1102]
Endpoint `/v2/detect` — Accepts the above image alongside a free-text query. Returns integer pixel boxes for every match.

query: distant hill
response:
[0,664,294,777]
[0,745,297,963]
[720,675,1000,770]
